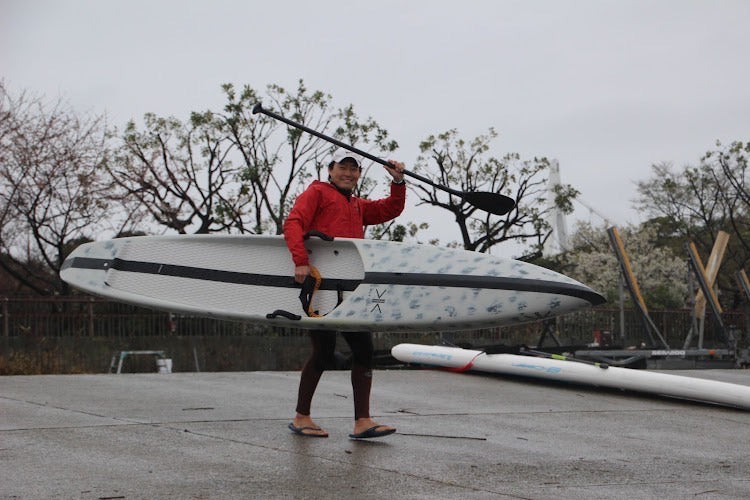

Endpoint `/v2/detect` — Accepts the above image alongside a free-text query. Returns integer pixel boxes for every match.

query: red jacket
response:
[284,180,406,266]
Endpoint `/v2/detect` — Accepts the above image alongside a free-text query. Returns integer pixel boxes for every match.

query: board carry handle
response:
[298,266,345,317]
[300,266,324,317]
[266,310,302,321]
[304,230,334,241]
[252,102,516,216]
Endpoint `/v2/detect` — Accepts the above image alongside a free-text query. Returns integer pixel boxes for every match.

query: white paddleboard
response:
[60,234,605,332]
[391,344,750,410]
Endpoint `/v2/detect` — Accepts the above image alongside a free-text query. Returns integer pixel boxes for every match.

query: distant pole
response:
[3,298,8,338]
[619,274,625,343]
[193,347,201,373]
[88,298,95,337]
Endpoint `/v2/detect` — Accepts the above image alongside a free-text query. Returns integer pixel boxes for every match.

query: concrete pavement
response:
[2,367,750,499]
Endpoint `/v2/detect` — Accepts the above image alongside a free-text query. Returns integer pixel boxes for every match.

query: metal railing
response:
[1,296,747,347]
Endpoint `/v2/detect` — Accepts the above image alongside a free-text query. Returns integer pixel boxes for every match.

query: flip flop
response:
[288,422,328,437]
[348,425,396,439]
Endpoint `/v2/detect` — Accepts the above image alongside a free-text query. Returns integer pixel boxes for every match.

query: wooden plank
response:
[694,231,729,319]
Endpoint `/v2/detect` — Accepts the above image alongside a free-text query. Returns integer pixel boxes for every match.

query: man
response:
[284,147,406,438]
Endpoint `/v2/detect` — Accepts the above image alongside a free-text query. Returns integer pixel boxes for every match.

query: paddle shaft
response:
[253,103,466,196]
[520,347,609,369]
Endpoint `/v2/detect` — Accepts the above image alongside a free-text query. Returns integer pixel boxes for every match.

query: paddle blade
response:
[462,191,516,215]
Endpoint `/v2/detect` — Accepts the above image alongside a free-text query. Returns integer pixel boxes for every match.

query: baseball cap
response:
[331,147,364,168]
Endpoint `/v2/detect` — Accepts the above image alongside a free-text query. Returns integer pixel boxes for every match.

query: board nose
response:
[584,288,607,307]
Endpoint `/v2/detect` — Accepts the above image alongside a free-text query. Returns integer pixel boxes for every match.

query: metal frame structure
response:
[606,226,669,348]
[684,241,731,348]
[573,229,740,368]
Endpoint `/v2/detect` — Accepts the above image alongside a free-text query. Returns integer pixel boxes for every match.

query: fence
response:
[1,296,748,374]
[2,296,747,343]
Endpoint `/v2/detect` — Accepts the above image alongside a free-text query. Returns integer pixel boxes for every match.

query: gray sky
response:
[3,0,749,253]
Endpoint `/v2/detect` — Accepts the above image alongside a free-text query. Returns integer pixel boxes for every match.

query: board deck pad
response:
[105,236,362,318]
[61,235,605,332]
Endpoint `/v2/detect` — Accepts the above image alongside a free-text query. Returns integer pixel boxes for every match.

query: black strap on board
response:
[298,266,345,318]
[266,310,302,321]
[299,267,323,317]
[303,230,334,241]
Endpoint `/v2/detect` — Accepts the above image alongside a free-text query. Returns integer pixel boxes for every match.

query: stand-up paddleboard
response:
[60,234,605,332]
[391,344,750,410]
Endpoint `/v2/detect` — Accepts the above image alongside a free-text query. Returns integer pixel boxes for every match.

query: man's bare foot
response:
[289,413,328,437]
[350,417,396,439]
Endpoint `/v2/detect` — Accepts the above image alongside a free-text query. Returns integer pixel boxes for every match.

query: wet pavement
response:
[2,367,750,499]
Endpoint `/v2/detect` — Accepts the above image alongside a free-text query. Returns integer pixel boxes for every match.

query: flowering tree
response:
[564,222,687,309]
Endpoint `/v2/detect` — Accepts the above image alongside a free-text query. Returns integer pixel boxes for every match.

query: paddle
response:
[252,103,516,216]
[519,347,609,369]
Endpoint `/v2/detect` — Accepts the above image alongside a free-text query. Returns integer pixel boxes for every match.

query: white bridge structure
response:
[543,159,613,256]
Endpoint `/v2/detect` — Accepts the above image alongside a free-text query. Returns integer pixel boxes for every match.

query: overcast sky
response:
[3,0,749,254]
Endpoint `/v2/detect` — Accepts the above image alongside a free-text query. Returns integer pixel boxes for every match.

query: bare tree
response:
[704,141,750,258]
[219,80,400,235]
[110,110,251,234]
[635,161,730,249]
[710,141,750,206]
[413,128,578,257]
[0,82,27,235]
[635,141,750,298]
[219,82,317,235]
[0,83,112,294]
[106,80,405,239]
[635,143,750,258]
